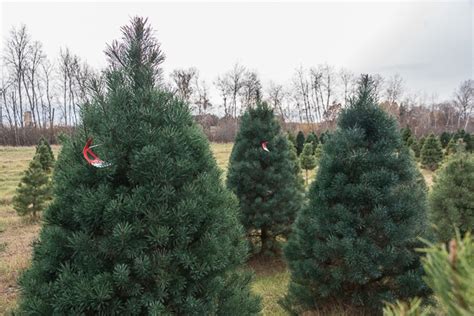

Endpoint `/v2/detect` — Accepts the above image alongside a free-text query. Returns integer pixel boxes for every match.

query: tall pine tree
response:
[300,143,317,186]
[18,17,260,315]
[421,134,443,170]
[296,131,305,156]
[283,75,429,314]
[227,102,303,255]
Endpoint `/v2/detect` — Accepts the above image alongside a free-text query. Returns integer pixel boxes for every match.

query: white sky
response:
[1,0,473,102]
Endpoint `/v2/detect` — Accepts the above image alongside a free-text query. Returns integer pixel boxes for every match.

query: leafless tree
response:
[239,70,261,111]
[385,74,404,105]
[193,78,212,115]
[215,63,246,118]
[339,68,356,107]
[266,81,288,121]
[453,79,473,129]
[170,67,198,103]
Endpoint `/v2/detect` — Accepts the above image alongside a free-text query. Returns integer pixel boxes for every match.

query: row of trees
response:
[15,18,472,315]
[1,23,472,145]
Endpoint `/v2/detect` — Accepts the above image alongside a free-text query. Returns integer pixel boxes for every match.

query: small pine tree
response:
[419,136,426,149]
[13,157,51,220]
[421,134,443,170]
[227,102,303,255]
[440,131,452,148]
[445,137,457,156]
[18,17,260,315]
[283,75,429,314]
[35,137,55,172]
[429,153,474,242]
[288,132,297,149]
[410,138,421,159]
[319,131,329,144]
[401,126,413,147]
[288,136,304,190]
[314,143,323,161]
[305,132,319,153]
[300,143,317,186]
[296,131,305,155]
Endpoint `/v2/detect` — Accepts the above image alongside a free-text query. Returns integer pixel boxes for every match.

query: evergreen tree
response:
[283,76,429,314]
[35,137,55,172]
[296,131,305,155]
[305,132,319,153]
[13,156,51,220]
[421,134,443,170]
[18,18,260,315]
[319,131,330,144]
[288,136,304,190]
[429,153,474,242]
[300,143,317,186]
[419,136,426,150]
[410,138,421,159]
[227,102,303,256]
[401,126,413,147]
[314,143,323,161]
[439,131,452,148]
[445,137,458,156]
[288,132,297,149]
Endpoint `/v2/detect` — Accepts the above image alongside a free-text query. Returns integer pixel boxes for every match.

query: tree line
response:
[1,24,472,145]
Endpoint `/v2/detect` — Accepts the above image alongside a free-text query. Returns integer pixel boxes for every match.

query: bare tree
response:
[385,74,404,105]
[266,81,288,121]
[339,68,355,107]
[239,71,261,111]
[453,79,473,129]
[170,67,198,103]
[4,24,30,127]
[193,78,212,115]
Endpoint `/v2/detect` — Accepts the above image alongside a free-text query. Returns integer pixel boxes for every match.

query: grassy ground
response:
[0,144,432,314]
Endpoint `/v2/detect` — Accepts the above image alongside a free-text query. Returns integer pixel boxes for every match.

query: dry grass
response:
[0,144,435,315]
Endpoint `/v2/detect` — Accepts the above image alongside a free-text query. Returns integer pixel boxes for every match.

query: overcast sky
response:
[1,0,472,103]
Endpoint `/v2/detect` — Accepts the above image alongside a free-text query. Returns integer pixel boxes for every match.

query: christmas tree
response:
[288,132,297,149]
[429,153,474,242]
[296,131,305,155]
[401,126,413,147]
[421,134,443,170]
[283,75,429,314]
[18,17,260,315]
[314,143,323,161]
[288,135,304,190]
[227,102,303,255]
[440,131,452,148]
[305,132,319,153]
[13,156,51,220]
[35,136,55,172]
[410,137,421,159]
[300,143,317,186]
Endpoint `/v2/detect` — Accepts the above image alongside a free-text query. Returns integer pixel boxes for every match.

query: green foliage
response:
[440,131,452,148]
[453,130,473,152]
[283,75,429,314]
[420,232,474,316]
[421,134,443,170]
[446,138,458,156]
[401,126,413,147]
[419,136,426,150]
[227,102,303,256]
[410,138,421,159]
[305,132,319,153]
[288,136,304,190]
[300,143,317,185]
[287,132,297,149]
[314,143,323,161]
[296,131,305,156]
[319,130,330,144]
[429,153,474,243]
[13,156,51,220]
[383,297,428,316]
[18,17,260,315]
[35,137,55,172]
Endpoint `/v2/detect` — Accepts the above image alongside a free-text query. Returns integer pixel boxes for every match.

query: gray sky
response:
[1,0,472,102]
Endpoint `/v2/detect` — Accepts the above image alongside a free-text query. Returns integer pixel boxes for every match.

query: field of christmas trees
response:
[0,17,473,315]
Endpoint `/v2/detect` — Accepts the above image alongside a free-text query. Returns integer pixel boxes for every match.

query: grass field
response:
[0,144,432,314]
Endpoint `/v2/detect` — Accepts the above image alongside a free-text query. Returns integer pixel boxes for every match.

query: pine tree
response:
[421,134,443,170]
[419,136,426,150]
[300,143,317,186]
[283,75,429,314]
[401,126,413,147]
[35,137,55,172]
[445,137,457,156]
[296,131,305,156]
[18,18,260,315]
[429,153,474,243]
[227,102,303,256]
[314,143,323,161]
[288,132,297,149]
[410,138,421,159]
[440,131,452,148]
[288,135,304,190]
[305,132,319,153]
[13,156,51,220]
